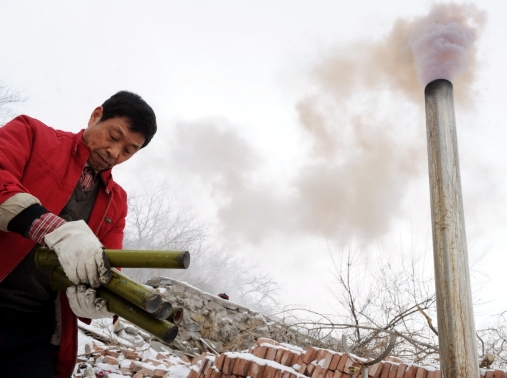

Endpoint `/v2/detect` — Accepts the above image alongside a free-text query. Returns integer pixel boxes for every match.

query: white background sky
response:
[1,0,506,328]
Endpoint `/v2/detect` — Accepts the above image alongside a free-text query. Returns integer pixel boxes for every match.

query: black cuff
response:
[7,203,50,237]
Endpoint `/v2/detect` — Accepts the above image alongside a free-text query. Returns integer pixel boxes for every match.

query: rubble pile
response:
[71,279,507,377]
[188,337,446,378]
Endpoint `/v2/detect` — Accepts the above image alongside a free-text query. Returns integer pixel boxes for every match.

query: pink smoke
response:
[409,4,485,85]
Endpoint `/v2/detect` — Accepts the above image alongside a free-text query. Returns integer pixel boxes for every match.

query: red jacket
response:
[0,115,128,377]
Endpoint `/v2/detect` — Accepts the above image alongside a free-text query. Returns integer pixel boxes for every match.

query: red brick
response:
[302,348,319,365]
[266,347,278,361]
[104,355,119,365]
[328,354,342,371]
[373,363,384,378]
[281,351,295,367]
[395,364,408,378]
[293,355,304,367]
[379,362,392,378]
[405,366,418,378]
[314,349,326,363]
[335,355,348,374]
[307,363,317,376]
[367,363,381,378]
[254,346,269,359]
[343,358,353,375]
[138,366,155,376]
[120,366,133,375]
[485,372,495,378]
[433,371,441,378]
[233,358,251,377]
[274,370,283,378]
[281,371,292,378]
[415,367,427,378]
[298,363,308,375]
[157,352,169,360]
[105,350,120,358]
[493,371,505,378]
[387,364,398,378]
[322,352,335,370]
[223,357,236,375]
[332,369,342,378]
[311,366,324,378]
[201,359,214,373]
[263,366,279,378]
[326,370,334,378]
[248,362,266,378]
[207,367,217,378]
[426,371,434,378]
[275,349,285,363]
[130,361,142,372]
[215,354,227,371]
[125,350,140,360]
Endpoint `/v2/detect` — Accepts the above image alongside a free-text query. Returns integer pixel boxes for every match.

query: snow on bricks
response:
[186,338,507,378]
[73,341,190,377]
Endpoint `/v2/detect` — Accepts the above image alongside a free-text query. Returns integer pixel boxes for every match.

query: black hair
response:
[100,91,157,148]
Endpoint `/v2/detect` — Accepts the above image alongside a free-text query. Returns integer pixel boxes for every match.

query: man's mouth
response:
[97,153,110,167]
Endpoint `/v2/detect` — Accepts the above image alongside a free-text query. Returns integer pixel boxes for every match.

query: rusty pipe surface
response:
[425,79,479,378]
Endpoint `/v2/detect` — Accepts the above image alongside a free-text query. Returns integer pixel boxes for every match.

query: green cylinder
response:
[50,267,179,344]
[35,248,190,269]
[107,268,163,313]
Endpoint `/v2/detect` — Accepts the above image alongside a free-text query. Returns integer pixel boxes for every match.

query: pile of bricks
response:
[188,337,507,378]
[74,342,190,378]
[187,338,447,378]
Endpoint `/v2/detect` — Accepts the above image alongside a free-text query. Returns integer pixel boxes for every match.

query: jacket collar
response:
[73,130,115,193]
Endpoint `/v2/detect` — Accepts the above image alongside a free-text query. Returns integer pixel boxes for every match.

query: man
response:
[0,91,157,377]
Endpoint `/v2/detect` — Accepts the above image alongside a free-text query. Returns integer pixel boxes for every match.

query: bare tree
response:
[271,249,440,365]
[122,183,281,312]
[0,82,23,125]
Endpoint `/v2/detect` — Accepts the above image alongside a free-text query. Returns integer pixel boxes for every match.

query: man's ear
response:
[88,106,104,127]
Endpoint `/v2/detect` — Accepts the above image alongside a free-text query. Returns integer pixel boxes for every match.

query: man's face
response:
[83,106,146,171]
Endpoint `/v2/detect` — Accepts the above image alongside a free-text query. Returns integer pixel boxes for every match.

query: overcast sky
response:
[1,0,506,327]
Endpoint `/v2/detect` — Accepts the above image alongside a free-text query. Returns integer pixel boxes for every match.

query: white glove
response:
[44,220,112,288]
[66,285,113,319]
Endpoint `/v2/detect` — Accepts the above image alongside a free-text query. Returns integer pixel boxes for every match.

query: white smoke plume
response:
[169,3,485,246]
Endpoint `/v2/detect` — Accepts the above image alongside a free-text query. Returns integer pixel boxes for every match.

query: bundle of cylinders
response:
[424,79,479,378]
[36,248,189,344]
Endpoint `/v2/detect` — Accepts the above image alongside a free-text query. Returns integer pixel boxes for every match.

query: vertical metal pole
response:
[424,79,479,378]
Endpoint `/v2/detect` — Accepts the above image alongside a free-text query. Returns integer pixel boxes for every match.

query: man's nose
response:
[107,144,120,159]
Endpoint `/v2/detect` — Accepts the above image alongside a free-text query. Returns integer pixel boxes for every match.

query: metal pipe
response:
[35,248,190,269]
[152,301,173,320]
[167,306,184,325]
[50,267,179,344]
[107,268,163,313]
[424,79,479,378]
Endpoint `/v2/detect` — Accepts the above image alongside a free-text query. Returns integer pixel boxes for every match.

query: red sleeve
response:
[0,116,37,204]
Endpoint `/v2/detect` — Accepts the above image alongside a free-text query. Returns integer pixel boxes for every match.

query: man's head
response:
[83,91,157,171]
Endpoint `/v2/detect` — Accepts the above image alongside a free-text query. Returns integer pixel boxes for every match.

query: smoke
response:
[409,4,486,85]
[169,118,260,196]
[168,3,485,246]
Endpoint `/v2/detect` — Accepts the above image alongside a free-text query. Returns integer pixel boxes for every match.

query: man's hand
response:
[66,285,113,319]
[44,220,112,288]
